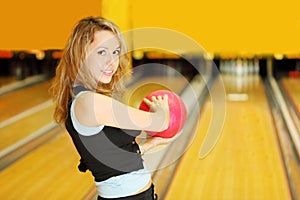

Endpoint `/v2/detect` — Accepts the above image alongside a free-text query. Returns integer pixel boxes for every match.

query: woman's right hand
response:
[143,94,170,131]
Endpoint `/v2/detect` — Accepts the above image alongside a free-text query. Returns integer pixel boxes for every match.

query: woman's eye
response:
[113,49,120,55]
[97,50,106,56]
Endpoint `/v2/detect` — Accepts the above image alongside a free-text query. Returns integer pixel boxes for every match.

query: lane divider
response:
[0,74,48,96]
[264,78,300,200]
[269,76,300,159]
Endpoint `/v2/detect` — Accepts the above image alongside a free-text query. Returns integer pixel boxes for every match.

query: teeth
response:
[102,70,113,76]
[103,69,113,72]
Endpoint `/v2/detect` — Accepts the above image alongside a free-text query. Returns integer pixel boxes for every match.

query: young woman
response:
[50,16,173,200]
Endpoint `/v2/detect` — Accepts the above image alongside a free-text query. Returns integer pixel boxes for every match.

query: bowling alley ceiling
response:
[1,0,300,56]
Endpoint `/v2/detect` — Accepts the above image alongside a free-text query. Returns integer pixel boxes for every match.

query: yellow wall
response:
[1,0,300,55]
[103,0,300,55]
[0,0,101,50]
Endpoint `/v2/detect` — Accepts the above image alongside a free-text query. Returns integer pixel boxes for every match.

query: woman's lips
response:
[101,69,114,76]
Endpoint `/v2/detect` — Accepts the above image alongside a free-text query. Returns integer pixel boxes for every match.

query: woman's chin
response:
[99,77,112,84]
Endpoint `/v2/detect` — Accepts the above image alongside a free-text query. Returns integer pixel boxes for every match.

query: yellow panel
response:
[0,0,101,50]
[129,0,300,54]
[101,0,131,31]
[2,0,300,54]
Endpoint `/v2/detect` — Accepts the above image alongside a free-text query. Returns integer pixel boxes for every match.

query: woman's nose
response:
[105,53,117,66]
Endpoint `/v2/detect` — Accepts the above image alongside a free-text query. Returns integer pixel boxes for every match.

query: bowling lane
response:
[0,127,95,199]
[165,75,291,200]
[280,77,300,114]
[0,80,52,121]
[0,104,54,150]
[0,79,54,151]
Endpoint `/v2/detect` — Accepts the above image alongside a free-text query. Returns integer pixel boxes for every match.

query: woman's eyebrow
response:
[96,45,120,50]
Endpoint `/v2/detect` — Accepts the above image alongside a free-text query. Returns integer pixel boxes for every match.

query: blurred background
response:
[0,0,300,199]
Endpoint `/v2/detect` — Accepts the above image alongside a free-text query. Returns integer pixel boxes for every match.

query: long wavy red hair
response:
[50,16,130,124]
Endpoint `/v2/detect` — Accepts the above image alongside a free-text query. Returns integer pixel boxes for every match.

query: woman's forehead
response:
[89,30,120,51]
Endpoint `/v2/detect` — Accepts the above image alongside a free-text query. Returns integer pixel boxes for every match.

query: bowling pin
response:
[254,58,259,74]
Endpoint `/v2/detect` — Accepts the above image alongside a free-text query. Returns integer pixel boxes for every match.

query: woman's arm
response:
[74,92,170,132]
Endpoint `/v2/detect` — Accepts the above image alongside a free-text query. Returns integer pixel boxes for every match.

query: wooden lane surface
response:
[281,77,300,113]
[0,79,54,151]
[165,75,291,200]
[0,80,52,122]
[0,127,95,199]
[0,105,54,150]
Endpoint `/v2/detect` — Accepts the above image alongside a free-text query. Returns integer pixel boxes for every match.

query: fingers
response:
[143,95,168,106]
[163,94,168,101]
[151,95,162,104]
[143,98,152,107]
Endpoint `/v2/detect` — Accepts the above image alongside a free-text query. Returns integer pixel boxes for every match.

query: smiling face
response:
[86,30,121,84]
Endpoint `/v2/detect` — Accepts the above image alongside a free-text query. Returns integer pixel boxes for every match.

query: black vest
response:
[65,86,144,182]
